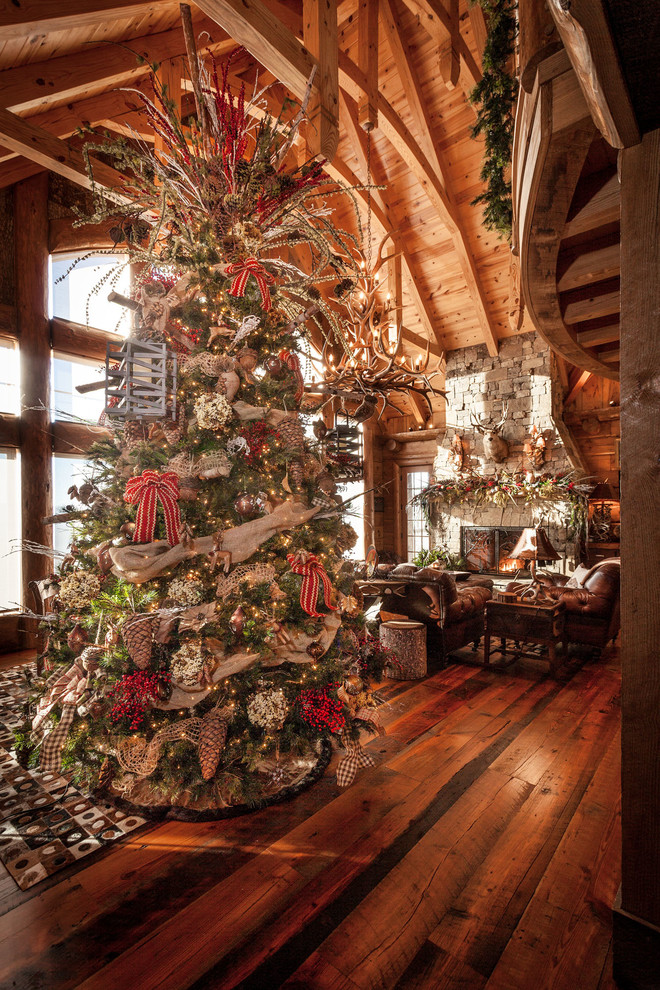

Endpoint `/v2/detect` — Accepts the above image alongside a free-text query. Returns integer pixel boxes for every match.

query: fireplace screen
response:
[461,526,528,576]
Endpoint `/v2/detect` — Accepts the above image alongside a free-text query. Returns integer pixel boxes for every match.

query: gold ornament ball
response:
[234,493,260,519]
[344,674,364,695]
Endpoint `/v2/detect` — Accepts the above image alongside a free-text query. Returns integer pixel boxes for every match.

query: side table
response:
[484,599,567,675]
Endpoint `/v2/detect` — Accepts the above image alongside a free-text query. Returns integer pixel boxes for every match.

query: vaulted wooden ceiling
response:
[0,0,516,368]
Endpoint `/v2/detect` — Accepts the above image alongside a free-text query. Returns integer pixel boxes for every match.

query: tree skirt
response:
[105,738,333,822]
[0,665,147,890]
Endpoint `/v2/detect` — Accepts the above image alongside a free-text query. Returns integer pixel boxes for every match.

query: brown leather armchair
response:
[379,565,493,664]
[506,559,620,650]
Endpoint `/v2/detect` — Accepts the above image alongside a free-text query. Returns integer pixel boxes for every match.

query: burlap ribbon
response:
[124,469,181,545]
[336,730,375,788]
[225,257,275,311]
[287,551,337,618]
[32,661,87,735]
[278,349,304,402]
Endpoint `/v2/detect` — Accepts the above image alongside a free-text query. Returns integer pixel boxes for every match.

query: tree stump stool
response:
[380,620,427,680]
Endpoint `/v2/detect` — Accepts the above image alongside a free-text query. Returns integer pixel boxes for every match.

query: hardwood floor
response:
[0,647,621,990]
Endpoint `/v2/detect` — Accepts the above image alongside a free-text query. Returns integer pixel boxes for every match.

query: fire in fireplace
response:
[461,526,528,576]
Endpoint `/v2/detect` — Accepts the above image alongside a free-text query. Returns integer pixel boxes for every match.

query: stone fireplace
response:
[428,335,579,573]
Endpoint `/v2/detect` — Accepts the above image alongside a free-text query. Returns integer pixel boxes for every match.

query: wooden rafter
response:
[398,0,482,94]
[564,369,592,407]
[367,15,499,355]
[194,0,317,102]
[302,0,339,161]
[358,0,379,130]
[337,90,444,353]
[0,108,128,199]
[0,1,164,40]
[0,18,231,114]
[438,0,460,89]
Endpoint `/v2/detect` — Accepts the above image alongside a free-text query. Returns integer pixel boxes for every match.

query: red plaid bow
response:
[124,470,181,546]
[287,552,338,618]
[336,731,375,788]
[226,257,275,311]
[278,349,304,403]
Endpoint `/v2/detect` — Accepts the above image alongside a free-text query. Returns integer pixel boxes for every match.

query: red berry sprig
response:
[108,670,170,731]
[296,684,346,734]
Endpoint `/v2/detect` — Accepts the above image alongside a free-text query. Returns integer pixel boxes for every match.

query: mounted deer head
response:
[470,401,509,463]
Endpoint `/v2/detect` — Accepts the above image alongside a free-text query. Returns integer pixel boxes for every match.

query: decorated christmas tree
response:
[26,52,397,816]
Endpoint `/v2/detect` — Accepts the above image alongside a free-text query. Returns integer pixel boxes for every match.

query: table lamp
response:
[510,527,560,601]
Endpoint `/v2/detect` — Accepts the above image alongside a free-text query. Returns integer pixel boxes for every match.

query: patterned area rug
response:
[0,664,147,891]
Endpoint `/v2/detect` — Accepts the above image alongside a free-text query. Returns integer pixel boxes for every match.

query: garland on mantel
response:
[469,0,519,239]
[412,472,592,543]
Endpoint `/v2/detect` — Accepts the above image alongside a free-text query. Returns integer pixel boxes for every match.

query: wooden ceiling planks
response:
[0,0,515,360]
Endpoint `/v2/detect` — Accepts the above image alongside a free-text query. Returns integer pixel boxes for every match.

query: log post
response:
[614,127,660,985]
[15,172,52,624]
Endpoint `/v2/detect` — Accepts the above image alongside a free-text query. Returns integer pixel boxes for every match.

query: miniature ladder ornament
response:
[124,470,182,545]
[225,258,275,311]
[287,552,337,618]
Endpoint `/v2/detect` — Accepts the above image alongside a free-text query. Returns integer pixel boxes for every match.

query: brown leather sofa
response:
[378,564,493,664]
[506,558,620,650]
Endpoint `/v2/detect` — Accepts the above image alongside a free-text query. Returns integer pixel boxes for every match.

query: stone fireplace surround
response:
[429,334,578,574]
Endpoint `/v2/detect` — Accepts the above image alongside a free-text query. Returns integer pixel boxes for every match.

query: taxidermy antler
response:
[107,499,320,583]
[469,401,509,463]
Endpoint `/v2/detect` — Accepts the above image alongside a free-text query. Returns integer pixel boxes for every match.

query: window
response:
[51,352,106,423]
[338,478,365,560]
[52,454,88,555]
[0,449,21,611]
[405,468,431,562]
[49,252,131,334]
[0,337,20,415]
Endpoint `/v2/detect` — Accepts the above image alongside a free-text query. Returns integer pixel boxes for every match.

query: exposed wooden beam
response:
[379,0,446,188]
[597,347,620,364]
[563,169,620,239]
[357,0,379,130]
[557,240,620,292]
[52,421,111,456]
[194,0,317,101]
[0,1,164,40]
[51,318,124,364]
[401,325,443,360]
[562,283,620,326]
[0,157,45,190]
[575,322,619,348]
[0,108,128,201]
[438,0,460,89]
[547,0,639,149]
[564,369,591,406]
[302,0,339,161]
[336,91,444,352]
[347,30,498,355]
[0,87,151,164]
[398,0,482,94]
[467,2,488,67]
[0,303,16,334]
[0,17,229,114]
[49,218,117,253]
[407,390,429,426]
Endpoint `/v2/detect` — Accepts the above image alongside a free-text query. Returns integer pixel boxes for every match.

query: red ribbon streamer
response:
[225,257,275,312]
[124,470,181,546]
[278,349,304,403]
[287,552,337,618]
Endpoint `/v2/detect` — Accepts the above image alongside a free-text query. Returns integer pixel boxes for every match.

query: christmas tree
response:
[26,53,396,815]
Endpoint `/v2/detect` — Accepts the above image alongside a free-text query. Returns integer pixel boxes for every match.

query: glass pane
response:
[338,478,365,559]
[0,448,21,611]
[51,352,106,423]
[50,252,131,334]
[0,337,20,415]
[406,470,430,562]
[52,454,88,555]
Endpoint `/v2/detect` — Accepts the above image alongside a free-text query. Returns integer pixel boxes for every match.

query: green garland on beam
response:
[469,0,519,239]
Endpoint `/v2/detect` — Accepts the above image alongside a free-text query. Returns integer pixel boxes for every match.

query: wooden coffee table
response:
[484,598,567,675]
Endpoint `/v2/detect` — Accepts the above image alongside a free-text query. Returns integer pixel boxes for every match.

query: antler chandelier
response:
[320,231,444,420]
[320,129,445,421]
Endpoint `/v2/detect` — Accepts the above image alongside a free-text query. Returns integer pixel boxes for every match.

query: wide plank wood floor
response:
[0,647,621,990]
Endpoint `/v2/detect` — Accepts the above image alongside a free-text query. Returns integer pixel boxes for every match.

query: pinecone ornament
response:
[198,710,228,780]
[278,414,305,453]
[121,613,156,669]
[122,421,149,451]
[163,408,186,445]
[288,459,304,488]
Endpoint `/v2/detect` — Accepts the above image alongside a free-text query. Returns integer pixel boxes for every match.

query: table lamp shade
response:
[510,527,560,563]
